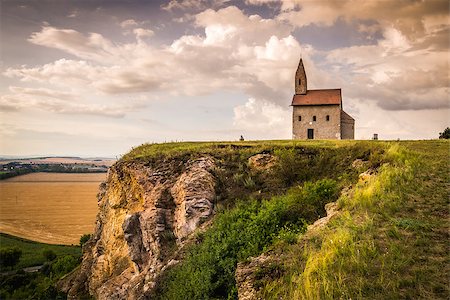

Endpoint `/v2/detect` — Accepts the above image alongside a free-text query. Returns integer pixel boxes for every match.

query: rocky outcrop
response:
[235,201,340,300]
[235,254,280,300]
[62,156,216,299]
[248,154,276,171]
[235,166,378,300]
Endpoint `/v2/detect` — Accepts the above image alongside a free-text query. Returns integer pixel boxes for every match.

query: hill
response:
[61,140,449,299]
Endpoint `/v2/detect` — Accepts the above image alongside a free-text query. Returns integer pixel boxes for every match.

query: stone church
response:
[291,58,354,139]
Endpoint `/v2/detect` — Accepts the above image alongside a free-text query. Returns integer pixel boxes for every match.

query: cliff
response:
[61,155,217,299]
[61,141,407,299]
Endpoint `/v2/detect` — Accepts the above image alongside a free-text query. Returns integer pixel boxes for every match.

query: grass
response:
[0,233,81,271]
[146,140,390,299]
[259,140,449,299]
[155,179,340,299]
[121,140,364,161]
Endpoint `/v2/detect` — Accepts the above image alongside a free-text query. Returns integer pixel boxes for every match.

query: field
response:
[0,172,105,245]
[0,233,81,271]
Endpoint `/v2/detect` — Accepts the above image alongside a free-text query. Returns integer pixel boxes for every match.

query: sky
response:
[0,0,449,157]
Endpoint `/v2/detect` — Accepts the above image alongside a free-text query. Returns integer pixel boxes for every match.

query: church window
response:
[298,115,302,121]
[313,116,316,122]
[298,79,301,86]
[326,115,330,121]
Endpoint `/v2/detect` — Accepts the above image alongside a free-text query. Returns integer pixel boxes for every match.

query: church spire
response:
[295,58,307,95]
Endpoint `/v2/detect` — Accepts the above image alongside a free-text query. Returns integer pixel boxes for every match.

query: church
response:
[291,58,354,140]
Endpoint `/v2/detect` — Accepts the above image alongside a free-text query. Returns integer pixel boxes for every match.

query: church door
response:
[307,129,314,139]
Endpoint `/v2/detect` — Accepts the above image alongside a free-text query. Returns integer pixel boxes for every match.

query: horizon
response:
[1,0,449,157]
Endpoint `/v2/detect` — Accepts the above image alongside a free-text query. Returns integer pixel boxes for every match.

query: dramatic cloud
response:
[233,98,291,139]
[28,27,116,63]
[0,93,144,118]
[120,19,139,28]
[1,0,448,155]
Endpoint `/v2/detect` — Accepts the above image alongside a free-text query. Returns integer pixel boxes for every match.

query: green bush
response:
[0,247,22,270]
[156,179,338,299]
[51,255,79,277]
[79,234,91,247]
[42,249,57,262]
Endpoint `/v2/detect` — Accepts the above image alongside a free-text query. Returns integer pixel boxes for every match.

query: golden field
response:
[0,172,105,245]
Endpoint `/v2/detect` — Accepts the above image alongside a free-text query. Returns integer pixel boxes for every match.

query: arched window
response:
[313,116,316,122]
[298,79,301,86]
[298,115,302,121]
[326,115,330,121]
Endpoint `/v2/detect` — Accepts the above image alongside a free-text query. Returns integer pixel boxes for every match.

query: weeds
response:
[260,141,449,299]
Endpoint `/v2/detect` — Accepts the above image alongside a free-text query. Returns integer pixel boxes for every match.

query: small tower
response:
[295,58,307,95]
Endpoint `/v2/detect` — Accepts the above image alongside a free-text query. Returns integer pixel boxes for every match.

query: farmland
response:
[0,172,105,245]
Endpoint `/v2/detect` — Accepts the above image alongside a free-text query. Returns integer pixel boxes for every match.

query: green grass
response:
[0,233,81,271]
[121,140,369,161]
[155,179,340,299]
[259,140,449,299]
[145,140,391,299]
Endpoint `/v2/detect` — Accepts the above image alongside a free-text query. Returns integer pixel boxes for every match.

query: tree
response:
[79,234,91,247]
[0,247,22,269]
[439,127,450,139]
[42,249,57,261]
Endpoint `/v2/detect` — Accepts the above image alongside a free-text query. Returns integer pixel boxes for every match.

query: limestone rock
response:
[236,254,278,300]
[352,158,369,169]
[248,154,276,171]
[62,156,216,299]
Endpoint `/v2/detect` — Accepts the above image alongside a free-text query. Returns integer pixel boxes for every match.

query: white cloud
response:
[161,0,229,12]
[120,19,139,28]
[9,86,76,100]
[133,28,154,39]
[4,3,448,134]
[0,94,144,118]
[325,25,449,111]
[233,98,291,139]
[28,27,116,63]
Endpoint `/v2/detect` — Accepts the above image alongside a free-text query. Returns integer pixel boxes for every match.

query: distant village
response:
[0,157,115,180]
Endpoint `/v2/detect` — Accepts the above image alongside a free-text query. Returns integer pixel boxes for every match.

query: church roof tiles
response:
[291,89,342,106]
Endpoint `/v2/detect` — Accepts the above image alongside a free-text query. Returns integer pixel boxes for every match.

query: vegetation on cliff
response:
[54,139,447,299]
[257,141,449,299]
[120,140,385,299]
[0,234,82,299]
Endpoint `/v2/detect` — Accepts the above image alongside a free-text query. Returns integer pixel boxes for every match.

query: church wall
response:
[341,114,355,139]
[292,105,341,139]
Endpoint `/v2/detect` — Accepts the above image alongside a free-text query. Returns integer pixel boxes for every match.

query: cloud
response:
[233,98,291,139]
[325,26,449,111]
[133,28,154,39]
[28,27,116,62]
[9,86,76,100]
[277,0,449,39]
[120,19,139,28]
[67,9,79,18]
[4,59,105,85]
[5,4,449,118]
[8,7,298,104]
[161,0,229,12]
[0,94,144,118]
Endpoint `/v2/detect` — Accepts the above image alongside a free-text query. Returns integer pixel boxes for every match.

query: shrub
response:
[42,249,57,261]
[79,234,91,247]
[156,179,338,299]
[0,247,22,270]
[51,255,78,277]
[439,127,450,139]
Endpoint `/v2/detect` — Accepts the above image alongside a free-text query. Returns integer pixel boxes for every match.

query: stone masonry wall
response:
[341,113,355,139]
[292,105,341,139]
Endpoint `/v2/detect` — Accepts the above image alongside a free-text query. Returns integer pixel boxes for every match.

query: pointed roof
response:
[291,89,342,106]
[297,58,305,70]
[341,110,355,121]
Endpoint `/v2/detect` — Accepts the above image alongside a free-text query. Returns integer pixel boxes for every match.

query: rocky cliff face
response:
[63,156,216,299]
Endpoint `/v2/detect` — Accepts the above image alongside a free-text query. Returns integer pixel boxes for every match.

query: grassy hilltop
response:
[123,140,449,299]
[2,140,447,299]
